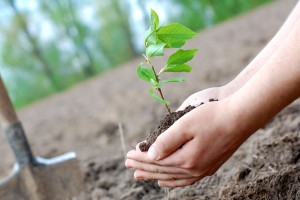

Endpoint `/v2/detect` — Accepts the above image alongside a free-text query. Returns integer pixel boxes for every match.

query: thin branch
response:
[147,59,171,114]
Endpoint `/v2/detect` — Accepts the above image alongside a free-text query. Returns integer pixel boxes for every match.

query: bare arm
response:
[232,18,300,138]
[126,2,300,188]
[178,2,300,110]
[223,0,300,97]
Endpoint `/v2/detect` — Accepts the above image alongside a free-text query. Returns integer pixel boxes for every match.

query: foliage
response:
[137,10,198,113]
[0,0,274,109]
[171,0,274,30]
[0,0,136,108]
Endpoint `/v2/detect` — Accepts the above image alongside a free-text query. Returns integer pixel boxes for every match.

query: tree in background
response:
[96,0,138,67]
[0,0,139,107]
[0,0,273,108]
[42,0,98,77]
[201,0,274,23]
[2,0,62,91]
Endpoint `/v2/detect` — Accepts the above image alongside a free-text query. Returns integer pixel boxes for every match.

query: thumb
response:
[147,120,191,161]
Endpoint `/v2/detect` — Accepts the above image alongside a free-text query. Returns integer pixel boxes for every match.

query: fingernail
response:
[148,145,158,160]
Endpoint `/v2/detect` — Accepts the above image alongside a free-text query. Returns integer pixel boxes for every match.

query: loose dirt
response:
[139,99,218,152]
[139,105,196,152]
[81,100,300,199]
[0,0,298,199]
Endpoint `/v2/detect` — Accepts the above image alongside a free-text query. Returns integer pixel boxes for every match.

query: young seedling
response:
[137,9,198,114]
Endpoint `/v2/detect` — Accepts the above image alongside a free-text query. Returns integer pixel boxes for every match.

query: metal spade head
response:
[0,76,86,199]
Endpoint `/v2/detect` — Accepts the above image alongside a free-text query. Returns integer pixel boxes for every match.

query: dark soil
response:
[220,165,300,200]
[0,1,298,199]
[139,105,196,152]
[139,99,218,152]
[79,100,300,200]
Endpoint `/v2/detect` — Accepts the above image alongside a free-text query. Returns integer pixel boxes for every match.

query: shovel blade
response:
[0,154,85,200]
[0,165,37,200]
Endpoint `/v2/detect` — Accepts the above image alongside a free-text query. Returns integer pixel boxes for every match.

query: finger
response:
[147,117,193,161]
[125,159,189,174]
[176,92,205,111]
[154,138,196,167]
[127,147,193,169]
[134,170,192,181]
[158,177,201,188]
[127,150,152,163]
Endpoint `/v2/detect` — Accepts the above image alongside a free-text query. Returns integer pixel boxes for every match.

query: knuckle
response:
[182,160,196,170]
[190,171,203,177]
[155,136,169,154]
[178,122,194,141]
[182,164,204,177]
[151,166,159,173]
[180,129,191,141]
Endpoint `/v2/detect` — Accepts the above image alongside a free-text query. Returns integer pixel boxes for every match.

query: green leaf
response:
[150,78,163,88]
[149,88,170,105]
[157,23,197,39]
[157,23,197,48]
[150,78,156,85]
[145,27,157,47]
[167,49,198,65]
[166,39,186,48]
[145,9,160,47]
[161,77,186,83]
[136,65,156,82]
[163,64,192,73]
[150,78,157,87]
[156,36,186,48]
[146,42,166,58]
[150,9,159,31]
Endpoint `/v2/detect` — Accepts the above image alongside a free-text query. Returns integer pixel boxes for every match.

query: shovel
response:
[0,75,85,200]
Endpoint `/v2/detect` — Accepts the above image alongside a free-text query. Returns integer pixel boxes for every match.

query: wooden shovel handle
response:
[0,75,18,127]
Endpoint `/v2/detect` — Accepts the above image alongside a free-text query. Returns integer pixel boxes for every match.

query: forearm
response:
[223,1,300,98]
[231,19,300,138]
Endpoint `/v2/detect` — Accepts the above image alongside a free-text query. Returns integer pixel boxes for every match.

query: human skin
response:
[126,2,300,188]
[177,0,300,111]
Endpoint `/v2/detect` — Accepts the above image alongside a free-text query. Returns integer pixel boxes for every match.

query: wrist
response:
[218,82,239,100]
[224,94,259,141]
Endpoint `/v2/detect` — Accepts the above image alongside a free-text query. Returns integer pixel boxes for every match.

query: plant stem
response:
[157,85,171,114]
[147,59,171,114]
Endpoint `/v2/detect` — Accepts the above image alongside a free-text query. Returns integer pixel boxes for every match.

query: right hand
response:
[126,96,251,187]
[177,86,224,111]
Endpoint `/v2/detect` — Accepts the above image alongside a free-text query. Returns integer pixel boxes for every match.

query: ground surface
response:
[0,0,299,199]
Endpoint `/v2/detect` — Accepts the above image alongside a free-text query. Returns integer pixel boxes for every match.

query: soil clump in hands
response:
[139,99,218,152]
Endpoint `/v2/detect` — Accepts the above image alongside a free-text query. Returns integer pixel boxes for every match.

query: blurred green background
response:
[0,0,273,109]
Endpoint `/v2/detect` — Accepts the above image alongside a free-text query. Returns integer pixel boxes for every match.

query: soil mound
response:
[0,0,298,199]
[82,100,300,199]
[139,105,196,152]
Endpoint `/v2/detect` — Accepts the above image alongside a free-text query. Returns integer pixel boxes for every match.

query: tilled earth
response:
[0,0,299,199]
[81,100,300,199]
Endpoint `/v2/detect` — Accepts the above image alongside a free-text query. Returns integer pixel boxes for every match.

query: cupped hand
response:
[177,87,222,111]
[126,97,250,187]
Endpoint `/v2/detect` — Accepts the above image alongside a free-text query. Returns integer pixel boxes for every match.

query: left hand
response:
[125,98,249,187]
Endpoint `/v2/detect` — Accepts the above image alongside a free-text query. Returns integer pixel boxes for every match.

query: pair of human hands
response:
[125,87,247,187]
[126,1,300,187]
